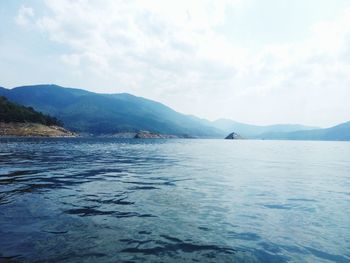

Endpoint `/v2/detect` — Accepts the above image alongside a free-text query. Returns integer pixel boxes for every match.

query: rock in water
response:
[225,132,243,139]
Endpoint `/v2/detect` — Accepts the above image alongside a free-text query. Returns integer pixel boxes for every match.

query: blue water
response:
[0,138,349,262]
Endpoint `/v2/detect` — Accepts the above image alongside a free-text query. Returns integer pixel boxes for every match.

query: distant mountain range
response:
[211,119,319,138]
[210,117,350,141]
[258,121,350,141]
[1,84,349,140]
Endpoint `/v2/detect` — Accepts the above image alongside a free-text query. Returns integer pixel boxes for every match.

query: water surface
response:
[0,138,349,262]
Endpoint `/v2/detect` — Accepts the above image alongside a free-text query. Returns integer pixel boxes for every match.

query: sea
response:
[0,138,349,262]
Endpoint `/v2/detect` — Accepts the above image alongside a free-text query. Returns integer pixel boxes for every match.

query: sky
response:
[1,0,350,127]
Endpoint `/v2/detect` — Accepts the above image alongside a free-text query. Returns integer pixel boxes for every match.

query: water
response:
[0,138,349,262]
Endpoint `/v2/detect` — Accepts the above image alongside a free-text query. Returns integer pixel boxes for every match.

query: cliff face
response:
[0,122,76,137]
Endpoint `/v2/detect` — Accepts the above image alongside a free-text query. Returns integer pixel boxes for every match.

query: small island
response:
[225,132,243,140]
[0,96,75,137]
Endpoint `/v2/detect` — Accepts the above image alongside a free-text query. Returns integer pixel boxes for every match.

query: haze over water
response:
[0,138,349,262]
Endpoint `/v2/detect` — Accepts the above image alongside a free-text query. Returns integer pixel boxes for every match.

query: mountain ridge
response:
[1,84,348,140]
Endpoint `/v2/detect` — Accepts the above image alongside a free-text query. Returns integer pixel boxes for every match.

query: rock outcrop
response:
[225,132,243,140]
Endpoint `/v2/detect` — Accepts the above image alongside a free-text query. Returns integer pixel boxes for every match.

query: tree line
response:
[0,96,63,126]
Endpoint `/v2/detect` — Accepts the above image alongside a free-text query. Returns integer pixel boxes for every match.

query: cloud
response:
[12,0,350,126]
[28,0,243,92]
[15,5,35,27]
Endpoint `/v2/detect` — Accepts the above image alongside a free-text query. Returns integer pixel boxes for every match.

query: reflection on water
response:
[0,138,350,262]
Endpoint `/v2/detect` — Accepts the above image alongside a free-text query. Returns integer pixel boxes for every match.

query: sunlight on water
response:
[0,138,350,262]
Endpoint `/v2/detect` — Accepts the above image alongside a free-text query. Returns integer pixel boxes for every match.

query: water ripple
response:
[1,138,350,262]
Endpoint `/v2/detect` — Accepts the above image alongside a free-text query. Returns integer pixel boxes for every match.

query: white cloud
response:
[13,0,350,126]
[15,5,35,27]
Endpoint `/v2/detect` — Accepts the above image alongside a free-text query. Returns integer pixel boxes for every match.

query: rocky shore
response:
[134,131,179,139]
[106,130,185,139]
[0,122,76,137]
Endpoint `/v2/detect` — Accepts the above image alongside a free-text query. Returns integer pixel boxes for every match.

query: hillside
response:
[0,96,62,126]
[0,85,223,137]
[0,96,75,137]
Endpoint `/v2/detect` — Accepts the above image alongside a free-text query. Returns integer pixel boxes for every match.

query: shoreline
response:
[0,122,76,137]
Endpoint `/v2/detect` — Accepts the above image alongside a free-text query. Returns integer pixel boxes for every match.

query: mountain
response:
[0,84,223,137]
[211,119,318,138]
[259,121,350,141]
[3,84,347,140]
